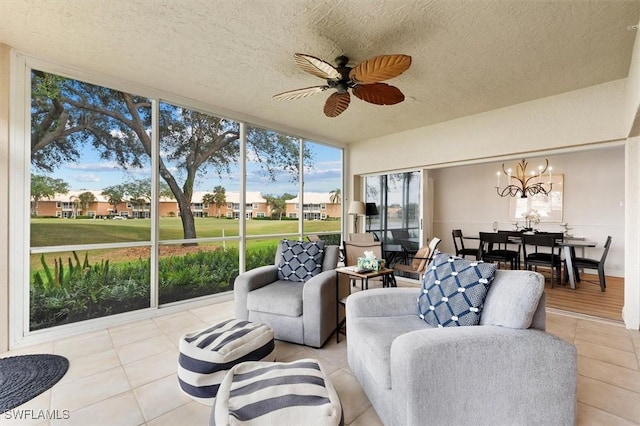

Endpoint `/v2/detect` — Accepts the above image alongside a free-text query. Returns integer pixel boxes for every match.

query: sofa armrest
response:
[302,270,337,347]
[234,265,278,319]
[390,326,576,426]
[346,288,418,319]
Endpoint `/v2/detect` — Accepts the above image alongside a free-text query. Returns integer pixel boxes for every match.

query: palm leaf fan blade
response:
[349,54,412,84]
[324,92,351,117]
[294,53,341,80]
[273,86,329,101]
[352,83,405,105]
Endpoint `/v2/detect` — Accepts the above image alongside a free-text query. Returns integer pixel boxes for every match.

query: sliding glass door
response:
[365,171,421,250]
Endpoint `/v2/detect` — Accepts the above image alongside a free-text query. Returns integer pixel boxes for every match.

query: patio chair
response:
[393,237,441,281]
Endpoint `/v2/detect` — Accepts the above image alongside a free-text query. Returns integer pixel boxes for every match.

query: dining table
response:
[466,232,597,290]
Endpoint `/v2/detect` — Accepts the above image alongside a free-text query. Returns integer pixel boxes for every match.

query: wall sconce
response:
[495,159,553,198]
[348,201,366,233]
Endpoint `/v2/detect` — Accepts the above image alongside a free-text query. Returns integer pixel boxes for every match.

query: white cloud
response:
[72,173,101,183]
[65,162,121,172]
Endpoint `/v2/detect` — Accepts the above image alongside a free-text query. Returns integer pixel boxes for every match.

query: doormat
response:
[0,354,69,414]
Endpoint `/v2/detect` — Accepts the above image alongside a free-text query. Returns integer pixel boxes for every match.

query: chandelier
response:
[495,159,553,198]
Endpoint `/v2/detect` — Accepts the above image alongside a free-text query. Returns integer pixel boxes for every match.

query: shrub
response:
[30,242,278,330]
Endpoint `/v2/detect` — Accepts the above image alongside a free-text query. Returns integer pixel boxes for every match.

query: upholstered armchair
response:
[347,254,577,426]
[234,240,340,348]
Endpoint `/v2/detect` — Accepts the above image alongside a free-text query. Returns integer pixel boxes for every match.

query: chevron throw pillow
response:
[277,240,325,282]
[418,252,496,327]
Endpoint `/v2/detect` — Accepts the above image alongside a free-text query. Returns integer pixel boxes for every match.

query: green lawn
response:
[30,217,341,247]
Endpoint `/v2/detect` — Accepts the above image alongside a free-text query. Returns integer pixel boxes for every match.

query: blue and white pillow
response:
[277,240,325,282]
[418,252,496,327]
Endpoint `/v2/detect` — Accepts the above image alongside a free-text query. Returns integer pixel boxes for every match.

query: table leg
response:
[563,245,576,290]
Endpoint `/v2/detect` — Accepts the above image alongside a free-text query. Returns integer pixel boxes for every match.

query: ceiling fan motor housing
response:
[328,56,356,93]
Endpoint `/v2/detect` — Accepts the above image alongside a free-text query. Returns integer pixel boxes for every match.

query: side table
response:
[334,266,396,343]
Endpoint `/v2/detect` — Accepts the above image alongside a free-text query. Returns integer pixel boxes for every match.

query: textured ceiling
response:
[1,0,639,144]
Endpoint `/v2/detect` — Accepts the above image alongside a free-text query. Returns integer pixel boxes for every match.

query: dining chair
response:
[497,230,524,263]
[479,232,520,269]
[393,237,441,281]
[571,236,612,292]
[522,234,563,287]
[451,229,479,259]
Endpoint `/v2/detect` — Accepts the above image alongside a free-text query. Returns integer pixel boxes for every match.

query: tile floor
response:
[1,301,640,425]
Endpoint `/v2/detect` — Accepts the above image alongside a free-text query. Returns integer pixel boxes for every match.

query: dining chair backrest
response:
[479,232,508,251]
[343,240,383,267]
[451,229,465,251]
[349,233,376,243]
[522,233,561,256]
[600,235,612,263]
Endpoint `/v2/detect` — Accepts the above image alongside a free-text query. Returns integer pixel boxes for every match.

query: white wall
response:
[350,80,627,176]
[430,147,625,277]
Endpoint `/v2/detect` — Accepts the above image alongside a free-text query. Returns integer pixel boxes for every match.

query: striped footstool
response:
[211,358,343,426]
[178,319,275,406]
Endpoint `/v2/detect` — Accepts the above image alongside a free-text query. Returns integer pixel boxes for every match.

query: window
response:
[27,69,152,332]
[303,141,342,240]
[10,57,344,345]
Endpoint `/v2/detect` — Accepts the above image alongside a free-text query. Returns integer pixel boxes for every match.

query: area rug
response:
[0,354,69,414]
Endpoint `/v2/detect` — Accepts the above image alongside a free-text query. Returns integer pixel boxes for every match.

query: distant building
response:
[32,190,342,219]
[286,193,341,220]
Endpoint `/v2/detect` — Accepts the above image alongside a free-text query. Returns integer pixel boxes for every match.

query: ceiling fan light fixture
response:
[273,52,412,117]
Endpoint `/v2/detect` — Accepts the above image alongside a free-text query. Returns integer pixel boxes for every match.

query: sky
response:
[51,140,342,196]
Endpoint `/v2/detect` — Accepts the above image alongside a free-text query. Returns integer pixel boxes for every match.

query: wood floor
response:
[540,272,624,321]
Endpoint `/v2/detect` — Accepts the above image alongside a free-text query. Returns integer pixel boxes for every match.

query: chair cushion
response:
[418,253,496,327]
[277,240,325,282]
[350,315,429,389]
[247,281,304,317]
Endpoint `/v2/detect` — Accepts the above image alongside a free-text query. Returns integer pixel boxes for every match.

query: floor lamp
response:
[348,201,365,233]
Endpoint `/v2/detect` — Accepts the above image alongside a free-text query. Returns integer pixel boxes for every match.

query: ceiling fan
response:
[273,53,412,117]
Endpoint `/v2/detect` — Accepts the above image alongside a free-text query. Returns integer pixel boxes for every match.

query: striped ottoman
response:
[178,319,275,406]
[210,358,343,426]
